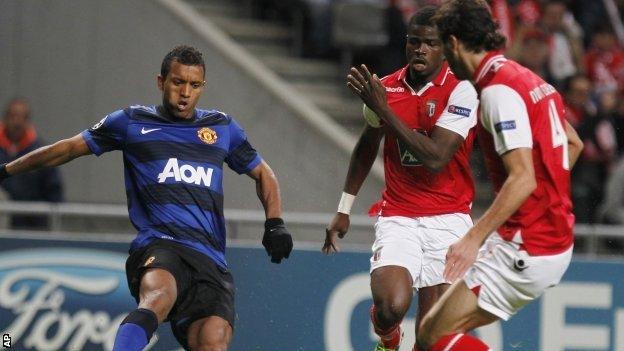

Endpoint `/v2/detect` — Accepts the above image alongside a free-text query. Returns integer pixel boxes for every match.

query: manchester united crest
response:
[197,127,217,144]
[144,256,156,267]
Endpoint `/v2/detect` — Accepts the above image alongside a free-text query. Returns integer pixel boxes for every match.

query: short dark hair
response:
[408,5,439,28]
[160,45,205,78]
[434,0,506,52]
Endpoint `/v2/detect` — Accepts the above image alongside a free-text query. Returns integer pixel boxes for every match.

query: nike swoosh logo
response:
[141,127,161,135]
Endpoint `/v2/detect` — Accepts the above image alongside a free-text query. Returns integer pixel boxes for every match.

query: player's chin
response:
[410,62,428,72]
[173,110,192,120]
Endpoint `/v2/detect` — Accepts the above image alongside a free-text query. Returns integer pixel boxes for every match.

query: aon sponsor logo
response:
[157,158,213,186]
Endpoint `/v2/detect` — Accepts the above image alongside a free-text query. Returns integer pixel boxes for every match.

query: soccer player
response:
[411,1,584,350]
[323,7,479,351]
[0,45,293,351]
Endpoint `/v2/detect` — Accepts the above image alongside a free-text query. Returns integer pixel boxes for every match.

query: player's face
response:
[441,37,471,81]
[158,61,205,119]
[405,25,443,80]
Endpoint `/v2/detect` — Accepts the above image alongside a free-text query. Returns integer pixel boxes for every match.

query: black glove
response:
[0,163,9,181]
[262,218,293,264]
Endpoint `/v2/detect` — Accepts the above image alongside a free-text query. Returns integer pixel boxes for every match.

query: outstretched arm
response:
[247,160,292,264]
[323,124,384,254]
[4,134,92,177]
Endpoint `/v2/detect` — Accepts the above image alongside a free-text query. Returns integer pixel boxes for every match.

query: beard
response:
[446,53,471,81]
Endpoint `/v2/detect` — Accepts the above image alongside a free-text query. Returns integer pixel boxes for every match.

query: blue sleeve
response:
[81,109,129,156]
[224,118,262,174]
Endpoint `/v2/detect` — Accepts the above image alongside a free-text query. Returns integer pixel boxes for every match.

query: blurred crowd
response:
[251,0,624,224]
[0,98,64,230]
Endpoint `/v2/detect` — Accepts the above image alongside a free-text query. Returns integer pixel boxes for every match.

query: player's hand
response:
[347,65,388,118]
[262,218,293,264]
[443,231,481,282]
[322,213,350,254]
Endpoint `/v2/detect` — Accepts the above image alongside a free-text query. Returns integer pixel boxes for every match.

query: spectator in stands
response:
[537,0,584,89]
[562,74,597,128]
[568,0,608,47]
[597,97,624,224]
[513,28,552,80]
[585,23,624,95]
[573,91,619,222]
[0,98,64,229]
[598,158,624,224]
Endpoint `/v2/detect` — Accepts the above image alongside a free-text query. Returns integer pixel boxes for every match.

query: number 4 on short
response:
[2,333,10,348]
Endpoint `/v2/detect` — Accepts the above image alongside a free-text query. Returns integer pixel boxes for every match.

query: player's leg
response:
[113,268,177,351]
[169,244,236,351]
[415,280,497,350]
[186,316,233,351]
[414,213,472,345]
[370,266,414,350]
[115,241,186,351]
[415,283,449,334]
[369,216,423,350]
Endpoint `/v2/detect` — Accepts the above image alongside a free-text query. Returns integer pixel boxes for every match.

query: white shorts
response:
[464,233,573,320]
[370,214,472,289]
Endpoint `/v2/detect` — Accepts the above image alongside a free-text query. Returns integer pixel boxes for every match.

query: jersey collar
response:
[473,51,507,89]
[397,62,452,96]
[156,105,198,123]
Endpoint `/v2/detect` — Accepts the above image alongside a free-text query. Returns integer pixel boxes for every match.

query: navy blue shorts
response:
[125,239,235,349]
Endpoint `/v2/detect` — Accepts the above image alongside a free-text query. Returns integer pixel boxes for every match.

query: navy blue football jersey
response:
[81,105,262,268]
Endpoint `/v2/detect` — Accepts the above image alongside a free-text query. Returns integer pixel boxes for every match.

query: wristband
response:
[265,217,284,229]
[337,192,356,215]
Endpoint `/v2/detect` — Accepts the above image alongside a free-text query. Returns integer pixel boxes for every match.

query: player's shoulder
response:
[195,108,232,126]
[491,59,536,87]
[123,105,159,121]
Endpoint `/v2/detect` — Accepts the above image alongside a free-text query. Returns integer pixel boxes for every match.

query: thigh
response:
[186,316,233,351]
[370,216,423,287]
[419,280,499,346]
[463,234,573,320]
[169,253,235,350]
[125,241,190,319]
[417,283,450,325]
[418,213,472,289]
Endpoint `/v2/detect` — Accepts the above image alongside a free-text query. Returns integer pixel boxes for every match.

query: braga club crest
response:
[426,100,436,118]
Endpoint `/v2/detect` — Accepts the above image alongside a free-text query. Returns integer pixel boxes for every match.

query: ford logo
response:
[0,248,139,350]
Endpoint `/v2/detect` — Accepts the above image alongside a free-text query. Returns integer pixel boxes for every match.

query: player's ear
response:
[449,35,459,52]
[157,75,165,91]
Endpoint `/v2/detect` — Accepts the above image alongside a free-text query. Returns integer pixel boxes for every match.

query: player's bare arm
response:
[323,124,384,254]
[3,134,92,177]
[444,147,536,282]
[348,64,463,173]
[247,160,282,219]
[565,120,583,169]
[247,160,293,264]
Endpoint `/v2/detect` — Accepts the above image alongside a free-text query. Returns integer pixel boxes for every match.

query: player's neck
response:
[464,51,489,82]
[157,105,196,122]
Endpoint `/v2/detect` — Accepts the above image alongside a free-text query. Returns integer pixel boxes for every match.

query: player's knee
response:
[195,328,230,351]
[376,297,410,324]
[139,287,176,321]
